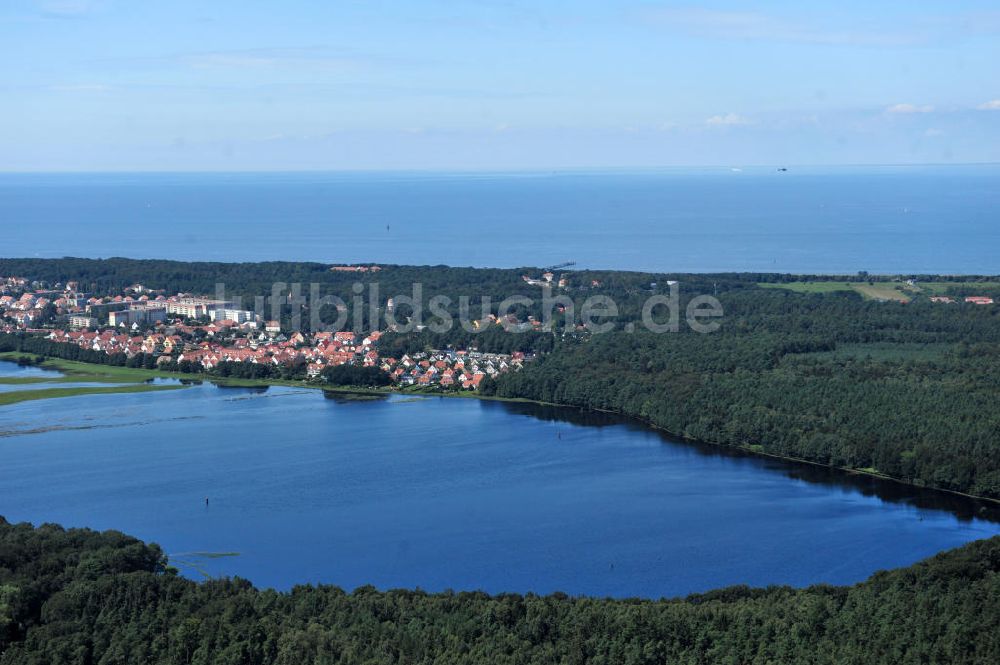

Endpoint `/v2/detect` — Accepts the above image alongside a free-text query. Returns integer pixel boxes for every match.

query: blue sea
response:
[2,165,998,273]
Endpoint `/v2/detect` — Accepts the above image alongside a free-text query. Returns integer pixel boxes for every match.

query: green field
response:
[0,352,427,406]
[852,282,915,301]
[0,352,186,382]
[0,352,316,389]
[759,281,913,301]
[760,280,1000,302]
[0,353,202,406]
[913,281,1000,294]
[758,280,856,294]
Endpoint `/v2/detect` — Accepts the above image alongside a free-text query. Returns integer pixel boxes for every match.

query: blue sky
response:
[2,0,999,170]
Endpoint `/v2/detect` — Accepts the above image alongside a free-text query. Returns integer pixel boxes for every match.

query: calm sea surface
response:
[2,165,998,273]
[1,373,997,598]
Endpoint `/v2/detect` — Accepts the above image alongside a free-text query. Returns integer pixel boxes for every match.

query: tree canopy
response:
[1,518,999,664]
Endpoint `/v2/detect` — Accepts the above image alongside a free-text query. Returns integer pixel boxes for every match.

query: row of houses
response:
[46,329,171,357]
[387,350,526,389]
[41,324,522,390]
[929,296,995,305]
[0,290,53,326]
[174,331,382,372]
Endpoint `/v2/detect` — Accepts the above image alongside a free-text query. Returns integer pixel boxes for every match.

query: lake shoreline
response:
[5,352,999,513]
[468,393,1000,513]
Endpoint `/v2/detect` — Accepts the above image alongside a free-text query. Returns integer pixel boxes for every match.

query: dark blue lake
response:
[1,377,997,598]
[2,165,999,273]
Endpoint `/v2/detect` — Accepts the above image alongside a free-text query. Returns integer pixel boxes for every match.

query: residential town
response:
[3,273,996,390]
[0,275,528,390]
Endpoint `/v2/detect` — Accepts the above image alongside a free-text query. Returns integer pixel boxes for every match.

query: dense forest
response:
[0,518,998,664]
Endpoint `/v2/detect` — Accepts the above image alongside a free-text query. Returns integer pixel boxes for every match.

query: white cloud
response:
[885,103,934,114]
[924,128,945,137]
[706,113,752,126]
[977,99,1000,110]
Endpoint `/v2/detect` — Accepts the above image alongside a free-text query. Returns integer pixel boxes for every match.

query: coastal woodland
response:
[1,518,999,664]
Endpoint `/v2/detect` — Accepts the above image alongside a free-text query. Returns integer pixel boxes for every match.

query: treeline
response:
[0,333,157,370]
[2,517,999,664]
[321,364,392,387]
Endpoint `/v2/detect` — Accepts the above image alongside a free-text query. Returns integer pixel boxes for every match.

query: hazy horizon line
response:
[2,161,1000,176]
[2,255,998,279]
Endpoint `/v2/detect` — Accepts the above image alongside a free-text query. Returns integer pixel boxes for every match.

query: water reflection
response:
[2,381,997,595]
[487,399,1000,523]
[323,391,389,403]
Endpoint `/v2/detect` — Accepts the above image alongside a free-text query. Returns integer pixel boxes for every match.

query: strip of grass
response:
[0,383,187,407]
[851,283,912,302]
[760,280,1000,302]
[758,281,856,294]
[0,376,67,385]
[0,353,315,389]
[0,353,474,401]
[759,281,912,302]
[915,281,1000,294]
[0,352,178,383]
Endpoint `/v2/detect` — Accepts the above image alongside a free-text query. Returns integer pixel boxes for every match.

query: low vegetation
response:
[0,383,185,407]
[0,352,177,383]
[760,279,1000,302]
